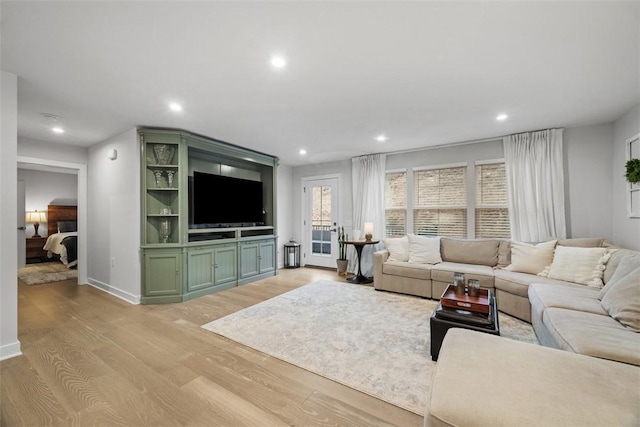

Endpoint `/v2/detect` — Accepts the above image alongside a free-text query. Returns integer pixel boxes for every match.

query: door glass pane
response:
[311,185,332,256]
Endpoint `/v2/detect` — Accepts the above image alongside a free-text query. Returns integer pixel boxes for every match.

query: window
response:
[475,162,510,238]
[414,166,467,237]
[384,171,407,237]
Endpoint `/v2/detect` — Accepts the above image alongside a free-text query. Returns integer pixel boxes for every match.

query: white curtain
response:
[503,128,566,242]
[351,153,386,276]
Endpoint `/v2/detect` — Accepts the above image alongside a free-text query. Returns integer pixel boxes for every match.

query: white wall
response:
[18,136,88,165]
[277,164,293,268]
[0,71,21,360]
[17,169,78,238]
[87,128,141,303]
[563,123,614,241]
[612,103,640,250]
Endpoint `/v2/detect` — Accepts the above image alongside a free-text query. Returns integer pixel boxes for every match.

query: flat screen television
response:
[191,171,264,227]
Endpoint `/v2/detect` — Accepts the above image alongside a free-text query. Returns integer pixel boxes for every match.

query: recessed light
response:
[271,55,287,69]
[375,134,388,142]
[496,113,508,121]
[52,127,65,134]
[169,102,183,112]
[299,149,307,155]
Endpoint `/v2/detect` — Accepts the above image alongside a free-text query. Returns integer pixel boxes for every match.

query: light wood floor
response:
[1,267,423,426]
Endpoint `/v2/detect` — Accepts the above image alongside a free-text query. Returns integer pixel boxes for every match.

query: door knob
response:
[17,226,25,230]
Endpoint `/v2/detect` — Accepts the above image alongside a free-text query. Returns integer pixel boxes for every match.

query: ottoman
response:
[425,329,640,426]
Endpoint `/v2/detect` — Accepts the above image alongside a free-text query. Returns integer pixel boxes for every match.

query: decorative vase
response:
[159,219,171,244]
[153,144,175,165]
[336,259,348,276]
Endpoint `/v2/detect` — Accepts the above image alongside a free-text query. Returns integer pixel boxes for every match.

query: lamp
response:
[364,222,374,241]
[26,210,47,238]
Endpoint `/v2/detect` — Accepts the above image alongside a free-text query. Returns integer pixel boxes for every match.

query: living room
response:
[1,1,639,425]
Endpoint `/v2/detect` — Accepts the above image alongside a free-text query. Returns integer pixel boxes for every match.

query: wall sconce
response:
[364,222,374,241]
[26,210,47,238]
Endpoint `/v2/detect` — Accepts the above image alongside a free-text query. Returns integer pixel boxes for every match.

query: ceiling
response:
[2,1,639,166]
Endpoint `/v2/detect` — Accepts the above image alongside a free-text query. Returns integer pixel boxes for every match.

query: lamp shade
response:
[25,211,47,223]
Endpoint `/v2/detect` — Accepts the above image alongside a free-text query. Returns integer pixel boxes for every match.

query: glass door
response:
[302,176,339,268]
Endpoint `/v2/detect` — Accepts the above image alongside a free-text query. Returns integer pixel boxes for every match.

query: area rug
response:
[201,280,538,415]
[18,262,77,285]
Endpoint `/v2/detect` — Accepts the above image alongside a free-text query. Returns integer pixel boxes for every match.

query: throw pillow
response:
[600,266,640,332]
[383,236,409,262]
[407,234,442,264]
[504,240,557,275]
[599,253,640,300]
[539,246,611,287]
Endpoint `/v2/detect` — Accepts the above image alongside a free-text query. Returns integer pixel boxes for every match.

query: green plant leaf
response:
[626,158,640,184]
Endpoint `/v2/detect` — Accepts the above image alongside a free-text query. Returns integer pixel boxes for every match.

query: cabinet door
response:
[259,240,276,274]
[187,248,214,292]
[144,250,182,297]
[214,245,238,286]
[240,243,260,279]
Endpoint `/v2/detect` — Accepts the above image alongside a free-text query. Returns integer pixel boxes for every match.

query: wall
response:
[277,164,293,268]
[612,103,640,250]
[0,70,21,360]
[87,128,141,303]
[17,169,78,238]
[563,123,614,241]
[18,136,88,165]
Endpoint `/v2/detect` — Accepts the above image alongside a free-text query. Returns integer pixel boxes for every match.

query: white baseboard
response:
[87,278,140,305]
[0,341,22,361]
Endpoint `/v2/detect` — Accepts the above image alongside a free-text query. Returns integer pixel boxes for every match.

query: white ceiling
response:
[2,1,639,166]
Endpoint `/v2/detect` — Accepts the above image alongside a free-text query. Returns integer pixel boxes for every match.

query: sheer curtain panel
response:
[351,154,386,276]
[503,129,566,242]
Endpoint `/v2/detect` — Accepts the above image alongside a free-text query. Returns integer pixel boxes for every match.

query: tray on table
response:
[440,284,491,314]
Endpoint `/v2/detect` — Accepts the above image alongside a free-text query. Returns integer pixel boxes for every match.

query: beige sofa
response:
[374,237,621,322]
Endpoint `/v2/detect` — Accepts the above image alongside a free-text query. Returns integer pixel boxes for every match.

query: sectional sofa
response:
[373,235,640,365]
[372,235,640,425]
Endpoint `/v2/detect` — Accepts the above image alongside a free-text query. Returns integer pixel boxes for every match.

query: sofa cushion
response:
[440,238,499,266]
[542,307,640,366]
[528,283,607,317]
[382,236,409,262]
[600,266,640,332]
[407,234,441,264]
[600,252,640,298]
[381,260,432,280]
[539,246,611,288]
[494,269,578,298]
[557,237,605,248]
[431,262,495,288]
[426,329,640,427]
[504,239,557,275]
[497,240,511,268]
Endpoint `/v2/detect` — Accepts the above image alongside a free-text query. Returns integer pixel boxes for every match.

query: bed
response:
[43,204,78,268]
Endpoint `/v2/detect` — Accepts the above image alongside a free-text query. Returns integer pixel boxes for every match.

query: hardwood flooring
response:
[1,268,423,426]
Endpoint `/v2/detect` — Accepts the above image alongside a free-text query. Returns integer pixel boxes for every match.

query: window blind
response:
[475,162,510,238]
[414,167,467,237]
[385,171,407,237]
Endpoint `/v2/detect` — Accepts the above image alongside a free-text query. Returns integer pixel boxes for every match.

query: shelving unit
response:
[139,127,278,304]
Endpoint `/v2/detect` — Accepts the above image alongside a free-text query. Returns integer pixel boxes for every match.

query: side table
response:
[344,239,379,284]
[26,236,47,262]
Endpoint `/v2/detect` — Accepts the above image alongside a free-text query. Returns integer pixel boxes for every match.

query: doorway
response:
[302,175,340,268]
[17,156,87,285]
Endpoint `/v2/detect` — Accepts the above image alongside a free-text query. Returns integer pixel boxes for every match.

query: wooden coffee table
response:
[430,290,500,361]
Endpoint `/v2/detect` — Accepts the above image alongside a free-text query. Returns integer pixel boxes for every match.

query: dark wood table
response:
[430,290,500,361]
[344,239,379,284]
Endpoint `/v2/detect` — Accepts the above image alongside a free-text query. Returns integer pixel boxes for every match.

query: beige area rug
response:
[201,280,538,416]
[18,262,77,285]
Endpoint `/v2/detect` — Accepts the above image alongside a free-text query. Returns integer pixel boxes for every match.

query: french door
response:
[302,176,339,268]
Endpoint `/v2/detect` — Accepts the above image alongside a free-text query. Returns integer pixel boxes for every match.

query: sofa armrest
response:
[373,250,389,286]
